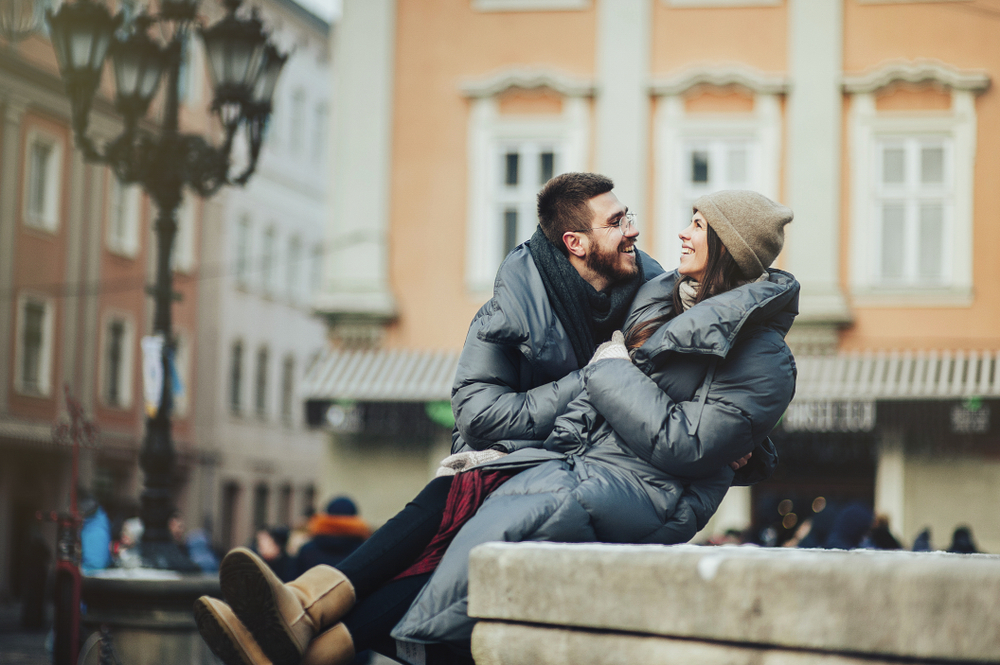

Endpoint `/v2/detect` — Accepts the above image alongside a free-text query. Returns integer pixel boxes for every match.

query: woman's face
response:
[678,211,710,283]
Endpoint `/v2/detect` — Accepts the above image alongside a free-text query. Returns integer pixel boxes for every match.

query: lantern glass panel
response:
[71,29,95,70]
[139,63,162,99]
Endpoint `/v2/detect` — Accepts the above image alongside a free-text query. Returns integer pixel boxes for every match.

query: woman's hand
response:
[588,331,630,365]
[729,452,752,471]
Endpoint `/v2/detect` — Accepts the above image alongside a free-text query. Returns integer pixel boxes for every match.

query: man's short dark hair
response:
[536,172,614,252]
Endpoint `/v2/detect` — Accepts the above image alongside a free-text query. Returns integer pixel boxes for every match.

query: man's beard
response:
[587,239,639,285]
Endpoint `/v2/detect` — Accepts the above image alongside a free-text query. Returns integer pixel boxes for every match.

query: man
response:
[450,172,662,456]
[194,173,664,665]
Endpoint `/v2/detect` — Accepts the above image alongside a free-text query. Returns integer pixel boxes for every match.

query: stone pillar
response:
[315,0,397,344]
[784,0,851,353]
[595,0,652,213]
[0,97,27,414]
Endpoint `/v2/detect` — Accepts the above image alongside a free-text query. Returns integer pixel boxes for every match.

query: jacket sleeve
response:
[452,327,585,452]
[583,339,793,479]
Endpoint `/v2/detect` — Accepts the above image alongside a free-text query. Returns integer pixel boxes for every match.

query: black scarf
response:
[528,226,644,368]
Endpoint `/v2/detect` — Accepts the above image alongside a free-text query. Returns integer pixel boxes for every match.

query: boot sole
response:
[220,549,302,665]
[194,597,264,665]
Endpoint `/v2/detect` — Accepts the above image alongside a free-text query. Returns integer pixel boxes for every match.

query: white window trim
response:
[106,177,142,258]
[466,93,590,293]
[23,129,63,233]
[14,293,55,397]
[99,311,135,409]
[664,0,778,6]
[472,0,589,11]
[653,92,782,270]
[848,90,976,307]
[173,194,197,273]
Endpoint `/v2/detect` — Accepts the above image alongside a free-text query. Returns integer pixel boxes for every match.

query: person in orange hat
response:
[292,497,372,578]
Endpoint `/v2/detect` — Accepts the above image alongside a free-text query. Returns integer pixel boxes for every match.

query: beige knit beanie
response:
[693,190,793,278]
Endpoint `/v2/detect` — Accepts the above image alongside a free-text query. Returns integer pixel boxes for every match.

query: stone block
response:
[468,543,1000,662]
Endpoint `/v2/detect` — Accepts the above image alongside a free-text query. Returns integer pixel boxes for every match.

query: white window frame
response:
[654,92,782,271]
[172,193,197,273]
[849,90,976,306]
[235,213,252,289]
[23,129,63,232]
[99,312,135,409]
[466,92,590,293]
[472,0,589,10]
[107,176,142,257]
[15,293,55,397]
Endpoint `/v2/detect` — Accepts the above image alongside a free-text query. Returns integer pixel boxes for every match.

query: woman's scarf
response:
[677,271,769,312]
[528,226,644,368]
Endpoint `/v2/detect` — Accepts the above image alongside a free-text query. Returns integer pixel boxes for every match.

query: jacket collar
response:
[478,244,664,367]
[626,269,800,372]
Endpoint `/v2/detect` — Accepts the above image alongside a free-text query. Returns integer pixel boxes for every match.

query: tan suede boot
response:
[194,596,273,665]
[300,624,355,665]
[220,548,356,665]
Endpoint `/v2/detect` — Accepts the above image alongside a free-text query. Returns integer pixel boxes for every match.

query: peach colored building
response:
[308,0,1000,552]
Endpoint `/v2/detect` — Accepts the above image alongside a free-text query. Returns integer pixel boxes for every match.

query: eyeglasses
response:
[573,212,637,235]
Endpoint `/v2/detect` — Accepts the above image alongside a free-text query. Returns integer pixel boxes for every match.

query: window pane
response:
[22,301,44,392]
[255,348,268,416]
[880,203,905,280]
[691,151,709,184]
[726,148,747,186]
[539,152,555,184]
[106,321,125,405]
[230,342,242,413]
[253,484,269,531]
[281,357,295,423]
[503,208,518,257]
[882,147,905,185]
[918,203,944,281]
[236,217,251,284]
[29,143,51,217]
[921,146,944,184]
[504,152,519,186]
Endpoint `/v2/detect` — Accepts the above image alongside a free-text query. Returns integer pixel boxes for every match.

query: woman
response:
[195,190,798,665]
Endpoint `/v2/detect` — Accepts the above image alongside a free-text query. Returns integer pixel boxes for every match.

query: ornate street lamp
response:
[46,0,286,569]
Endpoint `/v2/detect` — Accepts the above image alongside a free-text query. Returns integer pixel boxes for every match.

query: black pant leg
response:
[341,573,431,653]
[335,476,453,598]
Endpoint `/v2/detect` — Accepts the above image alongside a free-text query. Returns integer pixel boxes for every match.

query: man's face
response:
[583,191,640,283]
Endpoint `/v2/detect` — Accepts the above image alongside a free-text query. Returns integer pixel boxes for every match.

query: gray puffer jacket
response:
[451,242,664,454]
[393,269,799,646]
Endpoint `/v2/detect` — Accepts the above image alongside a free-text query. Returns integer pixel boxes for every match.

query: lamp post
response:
[46,0,286,569]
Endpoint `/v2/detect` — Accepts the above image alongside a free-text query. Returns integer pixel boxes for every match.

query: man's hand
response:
[729,452,752,471]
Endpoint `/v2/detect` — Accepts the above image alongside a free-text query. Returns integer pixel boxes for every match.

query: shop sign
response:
[782,400,876,433]
[951,400,990,434]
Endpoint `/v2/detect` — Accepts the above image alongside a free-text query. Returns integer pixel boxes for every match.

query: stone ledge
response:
[468,543,1000,663]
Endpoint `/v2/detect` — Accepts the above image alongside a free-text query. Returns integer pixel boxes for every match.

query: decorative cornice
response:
[460,68,596,99]
[843,59,990,94]
[650,64,788,96]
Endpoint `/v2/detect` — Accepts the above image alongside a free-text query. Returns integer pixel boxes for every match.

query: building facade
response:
[307,0,1000,551]
[193,0,331,551]
[0,6,208,597]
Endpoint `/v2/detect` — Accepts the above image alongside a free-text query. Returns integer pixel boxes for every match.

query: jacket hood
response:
[626,269,799,373]
[478,242,664,365]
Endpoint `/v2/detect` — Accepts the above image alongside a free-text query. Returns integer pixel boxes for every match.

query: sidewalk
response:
[0,600,51,665]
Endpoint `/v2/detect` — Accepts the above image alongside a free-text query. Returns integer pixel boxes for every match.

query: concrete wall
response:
[469,542,1000,664]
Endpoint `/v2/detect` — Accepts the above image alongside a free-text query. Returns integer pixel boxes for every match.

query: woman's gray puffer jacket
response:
[392,269,799,647]
[451,242,663,454]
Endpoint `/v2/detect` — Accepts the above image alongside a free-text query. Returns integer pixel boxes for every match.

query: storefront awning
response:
[794,350,1000,402]
[302,348,461,402]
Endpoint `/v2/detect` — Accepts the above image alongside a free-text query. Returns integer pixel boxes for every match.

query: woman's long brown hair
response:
[625,223,744,351]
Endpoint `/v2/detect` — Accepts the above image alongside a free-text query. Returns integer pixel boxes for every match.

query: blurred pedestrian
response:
[864,514,901,550]
[170,512,219,572]
[115,517,144,568]
[254,527,293,582]
[824,502,873,550]
[911,527,932,552]
[948,525,979,554]
[293,497,371,577]
[79,488,111,573]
